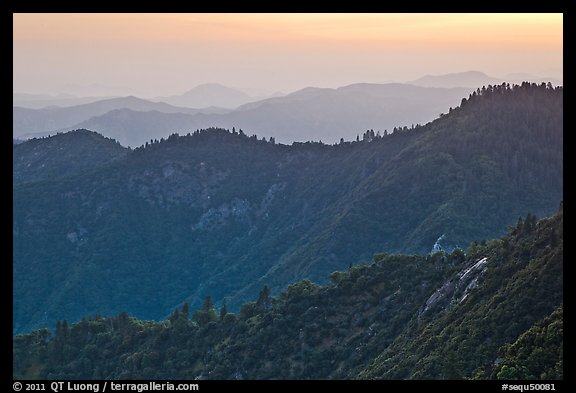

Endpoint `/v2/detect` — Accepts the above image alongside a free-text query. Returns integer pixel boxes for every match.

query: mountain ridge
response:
[13,83,562,335]
[152,83,255,109]
[17,79,562,148]
[13,129,129,185]
[13,96,231,138]
[13,208,563,379]
[27,83,473,147]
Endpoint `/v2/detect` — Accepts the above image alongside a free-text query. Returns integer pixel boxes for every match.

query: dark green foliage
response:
[192,296,218,326]
[13,84,562,334]
[182,303,190,320]
[256,285,272,312]
[219,302,228,320]
[12,211,562,379]
[13,129,128,184]
[202,296,213,312]
[491,305,563,380]
[358,209,563,379]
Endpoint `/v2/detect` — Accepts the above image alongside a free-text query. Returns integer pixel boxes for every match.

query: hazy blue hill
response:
[72,109,211,147]
[408,70,504,88]
[13,96,223,137]
[13,209,562,380]
[408,70,563,89]
[154,83,254,109]
[234,86,332,110]
[13,84,562,338]
[13,93,117,109]
[67,83,473,147]
[224,83,474,144]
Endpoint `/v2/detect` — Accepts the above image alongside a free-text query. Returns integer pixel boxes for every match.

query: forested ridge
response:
[13,208,563,379]
[13,83,563,340]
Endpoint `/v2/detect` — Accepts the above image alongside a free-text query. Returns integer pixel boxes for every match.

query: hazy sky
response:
[13,13,563,97]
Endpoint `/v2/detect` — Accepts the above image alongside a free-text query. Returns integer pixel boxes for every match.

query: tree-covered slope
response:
[13,83,563,334]
[357,208,563,379]
[489,305,563,380]
[13,129,129,184]
[13,209,563,379]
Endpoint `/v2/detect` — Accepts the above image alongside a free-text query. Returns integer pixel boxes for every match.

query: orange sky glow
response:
[13,13,562,96]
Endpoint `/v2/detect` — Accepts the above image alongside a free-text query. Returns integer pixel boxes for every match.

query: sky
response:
[13,13,563,97]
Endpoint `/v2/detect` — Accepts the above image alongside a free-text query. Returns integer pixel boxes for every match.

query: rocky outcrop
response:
[419,257,488,317]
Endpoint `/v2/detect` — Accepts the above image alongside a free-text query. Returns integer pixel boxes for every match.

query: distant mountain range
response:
[13,84,563,335]
[14,83,279,111]
[13,96,231,139]
[14,72,562,147]
[15,83,473,147]
[13,93,117,109]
